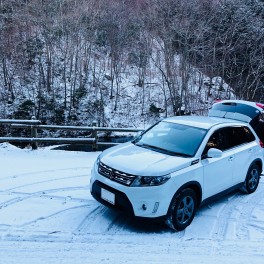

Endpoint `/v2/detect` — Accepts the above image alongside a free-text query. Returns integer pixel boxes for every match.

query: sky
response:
[0,142,264,264]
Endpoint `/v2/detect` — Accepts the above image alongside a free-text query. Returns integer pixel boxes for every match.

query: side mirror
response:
[207,148,223,158]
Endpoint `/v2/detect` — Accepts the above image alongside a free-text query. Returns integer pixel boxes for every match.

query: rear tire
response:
[166,188,197,231]
[241,163,260,194]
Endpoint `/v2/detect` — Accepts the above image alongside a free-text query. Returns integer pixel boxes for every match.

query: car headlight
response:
[131,174,171,187]
[96,154,101,166]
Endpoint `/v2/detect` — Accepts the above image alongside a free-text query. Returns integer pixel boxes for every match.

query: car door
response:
[201,127,234,199]
[227,126,259,184]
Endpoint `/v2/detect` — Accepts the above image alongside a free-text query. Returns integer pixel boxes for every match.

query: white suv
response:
[90,100,264,231]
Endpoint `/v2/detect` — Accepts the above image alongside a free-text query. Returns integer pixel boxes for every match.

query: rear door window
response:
[225,126,255,149]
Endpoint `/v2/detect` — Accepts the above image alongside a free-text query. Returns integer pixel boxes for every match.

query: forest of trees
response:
[0,0,263,129]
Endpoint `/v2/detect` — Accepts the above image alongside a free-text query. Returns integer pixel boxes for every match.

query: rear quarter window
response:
[226,126,255,149]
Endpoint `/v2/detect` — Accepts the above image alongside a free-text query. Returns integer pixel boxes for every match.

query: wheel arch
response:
[167,181,202,215]
[252,158,263,173]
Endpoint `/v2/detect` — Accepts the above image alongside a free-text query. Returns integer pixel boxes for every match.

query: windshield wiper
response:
[135,143,191,157]
[170,152,192,157]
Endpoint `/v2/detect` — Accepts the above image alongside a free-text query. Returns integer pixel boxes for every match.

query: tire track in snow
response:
[0,168,94,240]
[211,183,264,241]
[2,174,89,192]
[0,204,93,240]
[235,182,264,240]
[1,171,88,192]
[73,205,139,236]
[210,191,244,240]
[0,186,89,209]
[0,167,91,181]
[0,167,91,208]
[73,205,109,235]
[19,203,97,229]
[0,197,100,242]
[1,167,137,237]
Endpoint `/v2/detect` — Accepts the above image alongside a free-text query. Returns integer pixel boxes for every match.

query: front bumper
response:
[90,165,175,218]
[91,180,134,215]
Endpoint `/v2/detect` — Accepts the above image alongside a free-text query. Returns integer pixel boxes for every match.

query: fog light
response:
[152,202,159,213]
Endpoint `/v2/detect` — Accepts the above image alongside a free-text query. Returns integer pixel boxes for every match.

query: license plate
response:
[101,188,115,205]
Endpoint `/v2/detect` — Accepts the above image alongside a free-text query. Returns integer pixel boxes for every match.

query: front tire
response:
[241,163,260,194]
[166,188,197,231]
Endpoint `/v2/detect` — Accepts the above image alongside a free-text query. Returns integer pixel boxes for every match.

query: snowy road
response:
[0,143,264,263]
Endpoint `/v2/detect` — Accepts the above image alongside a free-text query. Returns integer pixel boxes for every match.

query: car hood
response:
[100,142,197,176]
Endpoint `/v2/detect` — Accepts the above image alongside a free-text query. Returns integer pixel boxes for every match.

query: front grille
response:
[98,161,136,186]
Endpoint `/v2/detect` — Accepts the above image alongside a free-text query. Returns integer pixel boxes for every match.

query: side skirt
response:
[200,182,244,207]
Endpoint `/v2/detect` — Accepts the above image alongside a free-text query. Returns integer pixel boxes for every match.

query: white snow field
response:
[0,142,264,264]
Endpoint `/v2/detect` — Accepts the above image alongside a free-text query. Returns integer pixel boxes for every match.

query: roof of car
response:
[164,115,245,130]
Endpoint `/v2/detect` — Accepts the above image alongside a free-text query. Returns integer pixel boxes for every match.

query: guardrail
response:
[0,118,143,150]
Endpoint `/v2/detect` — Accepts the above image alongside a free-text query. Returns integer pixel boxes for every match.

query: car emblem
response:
[109,170,114,180]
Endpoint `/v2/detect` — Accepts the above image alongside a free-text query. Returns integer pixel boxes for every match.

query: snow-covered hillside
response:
[0,143,264,264]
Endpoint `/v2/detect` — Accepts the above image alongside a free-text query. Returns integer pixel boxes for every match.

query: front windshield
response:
[133,121,207,157]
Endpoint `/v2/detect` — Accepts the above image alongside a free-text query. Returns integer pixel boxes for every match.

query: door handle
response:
[248,149,253,153]
[228,157,234,162]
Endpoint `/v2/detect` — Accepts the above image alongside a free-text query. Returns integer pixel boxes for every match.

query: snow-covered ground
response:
[0,142,264,264]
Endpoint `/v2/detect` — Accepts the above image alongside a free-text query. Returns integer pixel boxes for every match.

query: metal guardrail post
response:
[31,116,38,150]
[91,120,98,151]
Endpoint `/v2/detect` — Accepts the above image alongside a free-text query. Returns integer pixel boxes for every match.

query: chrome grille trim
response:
[98,162,136,186]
